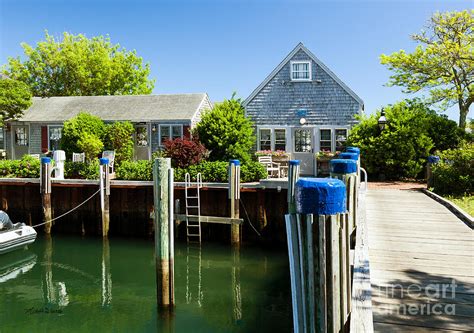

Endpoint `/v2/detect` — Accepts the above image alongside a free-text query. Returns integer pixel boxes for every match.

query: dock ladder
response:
[185,173,203,243]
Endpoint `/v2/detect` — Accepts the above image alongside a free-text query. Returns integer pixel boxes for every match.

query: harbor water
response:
[0,235,292,332]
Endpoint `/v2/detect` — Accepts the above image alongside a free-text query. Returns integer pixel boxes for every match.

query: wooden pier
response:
[365,189,474,332]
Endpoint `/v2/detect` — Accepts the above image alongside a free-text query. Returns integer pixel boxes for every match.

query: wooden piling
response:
[229,160,241,247]
[40,157,52,234]
[153,157,175,310]
[99,158,111,237]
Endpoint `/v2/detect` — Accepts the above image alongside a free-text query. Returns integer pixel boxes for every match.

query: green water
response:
[0,235,292,332]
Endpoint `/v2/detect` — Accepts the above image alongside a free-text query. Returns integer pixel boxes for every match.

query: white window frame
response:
[159,124,184,146]
[334,128,348,152]
[290,61,312,82]
[319,128,333,152]
[47,125,63,151]
[258,128,287,151]
[273,128,287,151]
[258,128,272,151]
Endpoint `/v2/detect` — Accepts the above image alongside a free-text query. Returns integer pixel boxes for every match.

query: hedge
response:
[0,155,40,178]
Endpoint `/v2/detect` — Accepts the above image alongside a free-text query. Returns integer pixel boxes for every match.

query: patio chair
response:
[29,154,40,160]
[102,150,115,174]
[72,152,85,163]
[258,156,281,178]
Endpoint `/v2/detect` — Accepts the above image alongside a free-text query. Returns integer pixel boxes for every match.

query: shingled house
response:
[3,93,211,160]
[243,43,364,174]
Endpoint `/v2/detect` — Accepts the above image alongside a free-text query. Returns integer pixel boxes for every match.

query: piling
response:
[40,157,52,234]
[426,155,440,188]
[228,160,241,247]
[153,157,175,310]
[99,158,111,237]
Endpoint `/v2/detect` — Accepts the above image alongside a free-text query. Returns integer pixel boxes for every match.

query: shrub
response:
[163,138,208,168]
[0,155,40,178]
[195,95,255,163]
[431,142,473,196]
[115,160,152,181]
[61,112,106,157]
[77,133,104,162]
[240,161,267,182]
[104,121,134,165]
[64,160,100,179]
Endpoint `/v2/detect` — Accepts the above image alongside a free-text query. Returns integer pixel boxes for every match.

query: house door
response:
[11,125,29,159]
[292,128,314,175]
[134,125,150,160]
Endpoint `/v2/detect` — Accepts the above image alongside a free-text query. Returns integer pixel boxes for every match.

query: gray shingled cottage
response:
[3,93,211,160]
[243,43,364,174]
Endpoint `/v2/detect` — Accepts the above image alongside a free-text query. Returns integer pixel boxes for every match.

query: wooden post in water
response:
[330,158,358,329]
[99,158,111,237]
[153,158,175,311]
[228,160,241,247]
[40,157,52,234]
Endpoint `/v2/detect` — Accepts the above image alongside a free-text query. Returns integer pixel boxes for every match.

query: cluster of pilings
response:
[285,147,361,333]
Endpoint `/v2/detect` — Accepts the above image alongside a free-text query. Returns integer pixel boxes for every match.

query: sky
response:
[0,0,472,122]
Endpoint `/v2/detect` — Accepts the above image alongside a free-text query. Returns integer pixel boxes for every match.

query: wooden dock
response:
[366,189,474,332]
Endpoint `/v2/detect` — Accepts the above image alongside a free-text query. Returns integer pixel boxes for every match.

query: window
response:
[335,129,348,152]
[136,126,148,147]
[48,126,62,151]
[160,124,183,145]
[259,129,271,150]
[320,129,332,152]
[294,129,312,153]
[0,127,4,149]
[274,129,286,151]
[291,61,311,81]
[15,127,28,146]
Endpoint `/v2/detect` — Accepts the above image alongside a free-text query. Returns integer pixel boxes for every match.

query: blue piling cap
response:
[41,157,51,164]
[99,158,109,165]
[427,155,440,164]
[330,159,357,174]
[346,147,360,155]
[229,159,240,166]
[340,152,359,161]
[295,178,347,215]
[289,160,300,166]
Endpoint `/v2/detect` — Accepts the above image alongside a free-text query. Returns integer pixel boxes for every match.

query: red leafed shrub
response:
[163,138,209,168]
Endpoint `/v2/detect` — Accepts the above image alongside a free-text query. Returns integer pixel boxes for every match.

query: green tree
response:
[195,95,255,162]
[2,32,154,97]
[61,112,106,157]
[77,133,104,162]
[0,78,32,125]
[380,10,473,129]
[104,121,134,165]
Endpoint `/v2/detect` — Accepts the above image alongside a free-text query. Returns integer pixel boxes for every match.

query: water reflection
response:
[0,251,37,284]
[232,247,242,323]
[42,235,69,309]
[185,244,203,306]
[101,238,112,307]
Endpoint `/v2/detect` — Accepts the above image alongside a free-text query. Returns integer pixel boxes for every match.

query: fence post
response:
[40,157,52,234]
[99,158,110,237]
[426,155,440,188]
[340,151,360,230]
[228,160,241,247]
[153,157,175,311]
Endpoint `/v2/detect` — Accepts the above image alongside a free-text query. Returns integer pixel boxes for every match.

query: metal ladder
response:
[185,173,203,243]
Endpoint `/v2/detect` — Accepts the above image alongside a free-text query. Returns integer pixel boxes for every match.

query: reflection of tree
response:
[232,247,242,323]
[42,235,69,310]
[102,238,112,307]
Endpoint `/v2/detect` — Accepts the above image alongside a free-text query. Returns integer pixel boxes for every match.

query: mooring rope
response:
[31,189,101,228]
[239,198,262,237]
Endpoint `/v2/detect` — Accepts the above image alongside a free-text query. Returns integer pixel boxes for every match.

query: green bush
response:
[240,161,267,182]
[77,133,104,162]
[61,112,106,157]
[115,160,152,181]
[64,160,100,179]
[431,142,473,196]
[104,121,134,165]
[0,155,40,178]
[195,95,255,163]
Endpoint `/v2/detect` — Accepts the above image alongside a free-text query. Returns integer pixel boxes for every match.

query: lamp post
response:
[378,108,387,131]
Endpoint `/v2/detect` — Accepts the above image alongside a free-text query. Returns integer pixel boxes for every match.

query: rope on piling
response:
[239,198,261,237]
[31,189,101,228]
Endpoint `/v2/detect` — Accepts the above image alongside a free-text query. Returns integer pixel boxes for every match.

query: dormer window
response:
[291,61,311,81]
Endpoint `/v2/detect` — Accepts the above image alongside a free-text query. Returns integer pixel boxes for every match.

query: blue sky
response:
[0,0,471,121]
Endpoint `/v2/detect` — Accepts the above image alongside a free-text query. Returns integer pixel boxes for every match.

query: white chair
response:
[258,156,281,178]
[72,152,85,163]
[102,150,115,174]
[29,154,40,160]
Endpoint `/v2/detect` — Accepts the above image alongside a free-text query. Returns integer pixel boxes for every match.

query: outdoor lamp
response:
[378,109,387,131]
[299,118,307,125]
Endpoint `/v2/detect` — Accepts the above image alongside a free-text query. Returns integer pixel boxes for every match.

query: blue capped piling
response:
[295,178,347,215]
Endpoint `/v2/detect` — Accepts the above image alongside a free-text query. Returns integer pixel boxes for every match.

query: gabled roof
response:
[17,93,211,123]
[243,42,364,107]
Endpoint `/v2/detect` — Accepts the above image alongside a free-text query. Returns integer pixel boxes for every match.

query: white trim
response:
[191,93,211,127]
[243,42,364,107]
[257,128,272,151]
[290,60,312,82]
[318,128,333,152]
[257,127,288,151]
[334,128,349,152]
[47,124,63,151]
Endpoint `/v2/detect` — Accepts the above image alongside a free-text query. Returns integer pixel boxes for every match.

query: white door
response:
[292,128,314,175]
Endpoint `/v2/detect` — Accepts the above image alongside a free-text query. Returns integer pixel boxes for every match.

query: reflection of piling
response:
[153,158,175,311]
[99,158,111,237]
[40,157,52,234]
[43,234,54,304]
[232,247,242,323]
[101,238,112,307]
[228,160,241,247]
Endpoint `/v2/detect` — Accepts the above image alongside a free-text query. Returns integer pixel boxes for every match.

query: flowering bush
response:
[163,138,209,168]
[255,150,289,158]
[316,151,340,159]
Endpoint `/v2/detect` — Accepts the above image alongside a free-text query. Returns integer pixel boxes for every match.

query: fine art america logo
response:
[376,280,457,315]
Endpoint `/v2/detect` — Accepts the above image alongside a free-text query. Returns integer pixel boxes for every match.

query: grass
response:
[444,195,473,217]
